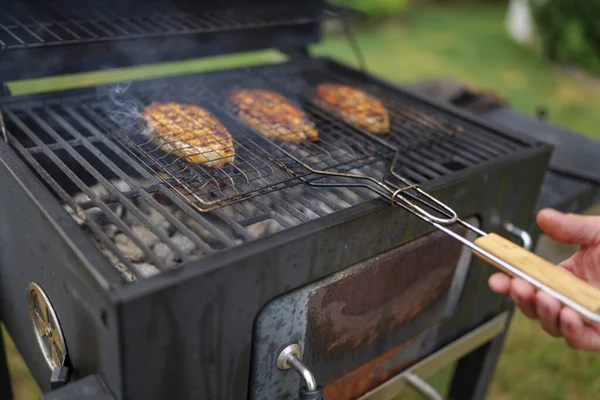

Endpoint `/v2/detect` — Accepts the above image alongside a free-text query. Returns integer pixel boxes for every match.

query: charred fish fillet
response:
[229,89,319,143]
[314,84,389,135]
[142,102,235,168]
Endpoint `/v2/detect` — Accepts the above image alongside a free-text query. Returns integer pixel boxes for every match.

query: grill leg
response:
[0,327,14,400]
[447,311,512,400]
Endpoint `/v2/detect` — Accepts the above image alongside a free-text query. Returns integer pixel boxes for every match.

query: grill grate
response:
[1,59,529,282]
[0,1,322,50]
[87,62,480,213]
[260,62,524,173]
[87,67,397,212]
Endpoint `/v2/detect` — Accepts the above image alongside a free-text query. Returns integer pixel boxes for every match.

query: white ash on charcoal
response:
[114,263,136,282]
[172,209,236,249]
[131,224,159,247]
[111,179,133,193]
[85,205,125,224]
[147,208,172,233]
[99,246,119,265]
[132,263,160,278]
[72,183,110,204]
[246,219,283,238]
[171,233,196,254]
[61,175,353,281]
[63,205,85,225]
[114,233,145,263]
[153,242,177,266]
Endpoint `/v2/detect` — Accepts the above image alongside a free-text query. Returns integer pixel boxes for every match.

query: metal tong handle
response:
[430,222,600,324]
[474,233,600,323]
[386,169,600,323]
[390,183,457,225]
[277,135,600,323]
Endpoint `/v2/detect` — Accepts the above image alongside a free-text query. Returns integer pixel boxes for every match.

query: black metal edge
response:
[41,374,116,400]
[0,141,125,288]
[0,21,321,84]
[0,145,124,395]
[314,57,543,148]
[113,143,552,303]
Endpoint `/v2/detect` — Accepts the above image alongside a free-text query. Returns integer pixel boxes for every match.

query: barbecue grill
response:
[1,1,599,399]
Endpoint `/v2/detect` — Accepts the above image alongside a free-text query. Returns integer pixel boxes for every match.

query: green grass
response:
[310,5,600,139]
[2,327,41,399]
[4,4,600,400]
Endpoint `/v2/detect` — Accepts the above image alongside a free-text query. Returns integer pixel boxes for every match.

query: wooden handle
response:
[473,233,600,315]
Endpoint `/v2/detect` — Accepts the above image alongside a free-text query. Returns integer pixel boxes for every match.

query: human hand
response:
[488,208,600,351]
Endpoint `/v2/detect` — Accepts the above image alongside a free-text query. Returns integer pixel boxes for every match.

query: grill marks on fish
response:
[314,84,390,135]
[229,89,319,143]
[142,102,235,168]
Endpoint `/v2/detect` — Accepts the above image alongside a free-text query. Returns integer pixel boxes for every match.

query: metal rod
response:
[432,221,600,324]
[21,14,64,41]
[287,356,318,392]
[403,373,443,400]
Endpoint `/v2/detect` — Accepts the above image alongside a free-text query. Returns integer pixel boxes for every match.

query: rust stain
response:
[323,336,419,400]
[307,227,466,356]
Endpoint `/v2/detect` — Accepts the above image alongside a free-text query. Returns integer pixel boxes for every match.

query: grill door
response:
[249,218,479,400]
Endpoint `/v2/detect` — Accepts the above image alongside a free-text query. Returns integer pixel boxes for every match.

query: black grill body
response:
[1,1,594,400]
[0,57,552,399]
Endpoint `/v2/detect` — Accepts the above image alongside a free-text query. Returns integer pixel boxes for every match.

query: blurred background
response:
[3,0,600,398]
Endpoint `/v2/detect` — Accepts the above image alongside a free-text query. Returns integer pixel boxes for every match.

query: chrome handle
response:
[276,344,319,393]
[403,373,443,400]
[503,221,533,250]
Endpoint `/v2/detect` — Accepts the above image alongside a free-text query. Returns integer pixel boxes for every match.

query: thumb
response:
[537,208,600,246]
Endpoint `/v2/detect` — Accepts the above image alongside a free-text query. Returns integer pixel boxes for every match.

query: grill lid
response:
[0,0,325,83]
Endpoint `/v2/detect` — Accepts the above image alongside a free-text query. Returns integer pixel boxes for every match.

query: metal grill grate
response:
[1,59,529,283]
[86,67,396,212]
[260,62,524,169]
[0,1,321,50]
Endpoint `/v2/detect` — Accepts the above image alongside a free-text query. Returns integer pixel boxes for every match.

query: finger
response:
[535,291,561,337]
[559,308,600,351]
[510,278,538,319]
[488,273,511,295]
[537,208,600,246]
[557,254,577,274]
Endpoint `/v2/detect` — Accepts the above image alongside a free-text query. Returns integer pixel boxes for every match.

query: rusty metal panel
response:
[306,224,472,398]
[248,221,476,400]
[323,337,419,400]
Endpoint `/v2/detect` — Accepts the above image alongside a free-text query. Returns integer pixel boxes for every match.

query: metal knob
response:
[277,344,325,399]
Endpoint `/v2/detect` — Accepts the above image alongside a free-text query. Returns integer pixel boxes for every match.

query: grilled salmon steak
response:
[142,102,235,168]
[229,89,318,143]
[314,84,389,135]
